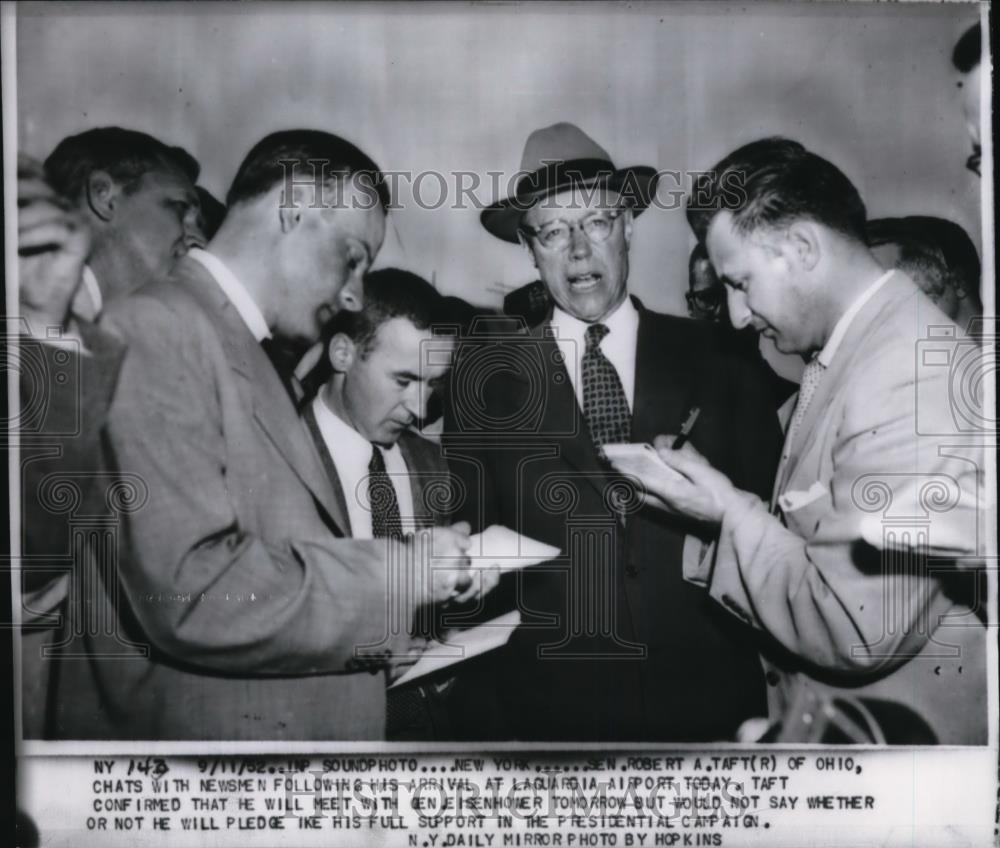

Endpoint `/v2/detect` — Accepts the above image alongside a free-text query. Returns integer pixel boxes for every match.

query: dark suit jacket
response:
[442,302,784,741]
[17,324,125,738]
[49,257,414,740]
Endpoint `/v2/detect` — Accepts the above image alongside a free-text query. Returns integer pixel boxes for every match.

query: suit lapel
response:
[301,403,353,535]
[777,271,912,493]
[172,258,350,535]
[630,309,693,445]
[398,432,439,527]
[530,323,608,492]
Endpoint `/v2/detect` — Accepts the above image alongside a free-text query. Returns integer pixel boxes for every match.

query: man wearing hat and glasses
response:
[443,123,784,741]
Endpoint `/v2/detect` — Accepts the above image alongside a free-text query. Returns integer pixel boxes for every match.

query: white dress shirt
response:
[549,296,639,411]
[188,248,270,342]
[311,396,416,539]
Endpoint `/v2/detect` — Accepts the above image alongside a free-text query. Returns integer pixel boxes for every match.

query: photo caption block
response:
[19,749,996,847]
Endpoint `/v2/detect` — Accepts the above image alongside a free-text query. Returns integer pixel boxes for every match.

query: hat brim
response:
[481,166,659,243]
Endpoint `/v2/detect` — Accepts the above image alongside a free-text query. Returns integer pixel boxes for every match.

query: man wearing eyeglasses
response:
[442,123,784,741]
[687,242,728,322]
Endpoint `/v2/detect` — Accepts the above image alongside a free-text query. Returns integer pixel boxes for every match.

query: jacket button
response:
[766,670,781,687]
[625,565,639,578]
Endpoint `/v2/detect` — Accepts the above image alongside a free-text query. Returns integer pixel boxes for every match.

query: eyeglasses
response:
[520,209,625,251]
[685,287,725,313]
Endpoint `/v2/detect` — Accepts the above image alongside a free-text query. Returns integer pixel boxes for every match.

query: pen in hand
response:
[670,406,701,450]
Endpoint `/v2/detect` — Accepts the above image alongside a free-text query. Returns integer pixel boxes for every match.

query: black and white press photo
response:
[2,1,995,846]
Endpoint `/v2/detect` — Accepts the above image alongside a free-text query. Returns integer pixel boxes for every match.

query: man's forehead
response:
[705,212,740,256]
[133,165,197,196]
[319,187,386,247]
[524,187,623,223]
[374,317,453,355]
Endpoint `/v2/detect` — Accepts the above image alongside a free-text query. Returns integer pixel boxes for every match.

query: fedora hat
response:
[481,122,659,243]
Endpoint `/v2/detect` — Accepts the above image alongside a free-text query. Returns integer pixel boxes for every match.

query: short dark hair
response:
[44,126,200,201]
[953,23,981,73]
[301,268,449,397]
[225,129,390,211]
[867,216,981,308]
[687,137,867,244]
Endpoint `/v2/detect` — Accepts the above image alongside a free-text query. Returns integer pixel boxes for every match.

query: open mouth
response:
[568,272,602,291]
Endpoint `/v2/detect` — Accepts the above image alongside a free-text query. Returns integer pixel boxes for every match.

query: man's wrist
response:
[718,486,758,526]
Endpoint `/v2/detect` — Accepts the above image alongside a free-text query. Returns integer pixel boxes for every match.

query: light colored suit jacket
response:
[686,272,988,744]
[51,257,414,740]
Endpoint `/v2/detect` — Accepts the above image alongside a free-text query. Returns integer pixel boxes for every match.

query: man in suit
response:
[43,127,204,321]
[14,155,126,738]
[49,130,471,740]
[443,123,785,741]
[304,267,460,541]
[302,267,496,738]
[628,137,987,743]
[866,216,982,330]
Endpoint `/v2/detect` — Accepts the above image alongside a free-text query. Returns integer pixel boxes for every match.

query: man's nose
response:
[182,212,207,251]
[184,227,207,251]
[337,273,364,313]
[403,384,428,421]
[569,223,592,259]
[727,288,753,330]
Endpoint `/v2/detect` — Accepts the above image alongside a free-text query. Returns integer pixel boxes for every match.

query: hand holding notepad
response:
[467,525,561,572]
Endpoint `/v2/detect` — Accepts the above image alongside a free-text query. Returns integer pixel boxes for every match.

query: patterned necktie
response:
[369,445,403,539]
[784,356,827,459]
[582,322,631,458]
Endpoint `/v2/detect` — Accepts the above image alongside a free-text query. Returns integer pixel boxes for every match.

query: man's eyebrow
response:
[393,369,421,381]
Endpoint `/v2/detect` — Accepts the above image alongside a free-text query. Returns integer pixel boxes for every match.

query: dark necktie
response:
[369,445,404,539]
[582,322,631,458]
[260,336,303,405]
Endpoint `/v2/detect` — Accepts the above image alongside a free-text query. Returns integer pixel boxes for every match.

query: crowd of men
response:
[14,23,987,745]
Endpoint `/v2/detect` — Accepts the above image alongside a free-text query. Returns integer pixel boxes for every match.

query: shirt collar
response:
[188,247,271,342]
[550,295,638,341]
[817,268,895,368]
[81,265,103,317]
[312,394,372,457]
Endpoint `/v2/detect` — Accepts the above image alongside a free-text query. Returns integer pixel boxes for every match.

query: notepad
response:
[389,611,521,688]
[603,442,687,484]
[467,525,561,572]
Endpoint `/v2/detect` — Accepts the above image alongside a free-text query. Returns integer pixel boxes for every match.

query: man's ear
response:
[278,184,309,234]
[783,221,821,271]
[327,333,356,374]
[622,207,634,245]
[85,170,119,222]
